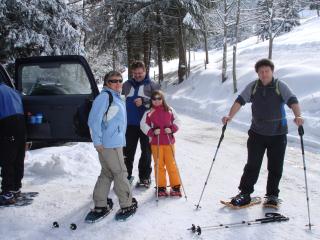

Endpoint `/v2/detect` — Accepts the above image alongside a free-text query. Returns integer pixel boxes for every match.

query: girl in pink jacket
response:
[140,90,182,197]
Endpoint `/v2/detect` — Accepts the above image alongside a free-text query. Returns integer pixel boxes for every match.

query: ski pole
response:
[156,134,160,204]
[188,213,289,235]
[195,124,227,210]
[166,133,188,201]
[298,126,312,230]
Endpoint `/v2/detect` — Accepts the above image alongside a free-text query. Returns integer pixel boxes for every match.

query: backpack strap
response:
[251,79,281,96]
[274,78,281,96]
[251,79,259,96]
[105,90,113,116]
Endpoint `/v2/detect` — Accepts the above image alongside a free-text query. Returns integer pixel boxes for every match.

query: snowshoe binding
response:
[115,198,138,221]
[221,193,261,209]
[170,186,182,197]
[156,187,168,197]
[85,198,113,223]
[263,195,281,209]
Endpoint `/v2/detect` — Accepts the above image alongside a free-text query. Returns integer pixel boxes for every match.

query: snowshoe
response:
[15,191,39,199]
[263,195,281,209]
[156,187,168,197]
[85,198,113,223]
[170,186,182,197]
[220,194,261,209]
[135,179,151,189]
[9,190,21,198]
[115,198,138,221]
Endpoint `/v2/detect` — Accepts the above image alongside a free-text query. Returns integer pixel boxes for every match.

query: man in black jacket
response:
[222,59,304,208]
[0,78,26,205]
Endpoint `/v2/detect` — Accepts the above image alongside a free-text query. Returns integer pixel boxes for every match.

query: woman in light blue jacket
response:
[87,71,137,222]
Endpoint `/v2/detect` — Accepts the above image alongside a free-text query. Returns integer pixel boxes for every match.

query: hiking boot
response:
[93,206,110,215]
[115,198,138,221]
[263,195,280,208]
[136,178,151,188]
[106,198,113,209]
[156,187,168,197]
[0,192,16,205]
[93,197,113,213]
[127,176,135,185]
[170,186,182,197]
[230,193,251,207]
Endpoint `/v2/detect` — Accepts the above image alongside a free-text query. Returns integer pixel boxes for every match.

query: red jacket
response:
[140,106,180,145]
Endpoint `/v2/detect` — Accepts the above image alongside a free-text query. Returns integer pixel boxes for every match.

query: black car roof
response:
[15,55,89,65]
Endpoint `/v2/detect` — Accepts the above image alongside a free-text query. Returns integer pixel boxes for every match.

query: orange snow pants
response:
[151,144,181,188]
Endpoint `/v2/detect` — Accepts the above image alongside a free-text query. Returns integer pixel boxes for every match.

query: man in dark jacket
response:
[122,61,160,188]
[222,59,304,208]
[0,79,26,205]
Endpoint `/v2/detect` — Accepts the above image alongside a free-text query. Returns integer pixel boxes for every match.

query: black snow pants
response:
[0,114,26,193]
[238,129,287,197]
[124,125,152,181]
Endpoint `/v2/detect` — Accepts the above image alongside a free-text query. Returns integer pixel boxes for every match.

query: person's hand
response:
[134,98,143,107]
[95,145,104,153]
[154,128,160,135]
[222,116,232,125]
[164,128,172,134]
[294,116,304,126]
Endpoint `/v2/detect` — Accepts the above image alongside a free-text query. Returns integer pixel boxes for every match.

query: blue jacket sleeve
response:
[88,93,109,146]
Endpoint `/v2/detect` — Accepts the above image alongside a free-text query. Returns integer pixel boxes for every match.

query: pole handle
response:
[298,125,304,136]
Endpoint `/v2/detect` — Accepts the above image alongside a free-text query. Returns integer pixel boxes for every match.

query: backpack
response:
[74,91,113,139]
[251,78,281,96]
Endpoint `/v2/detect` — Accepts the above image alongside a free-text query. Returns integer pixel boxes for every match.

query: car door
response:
[15,55,99,142]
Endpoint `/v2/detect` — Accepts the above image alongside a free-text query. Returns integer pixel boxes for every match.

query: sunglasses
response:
[152,97,162,101]
[108,79,123,84]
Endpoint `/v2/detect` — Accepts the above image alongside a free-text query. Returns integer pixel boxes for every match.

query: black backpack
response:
[74,91,113,139]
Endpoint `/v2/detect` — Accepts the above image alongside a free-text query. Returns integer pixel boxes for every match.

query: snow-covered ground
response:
[1,115,319,240]
[1,12,320,240]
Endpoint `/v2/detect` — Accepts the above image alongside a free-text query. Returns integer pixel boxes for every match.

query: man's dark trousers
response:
[239,130,287,197]
[0,114,26,193]
[124,125,151,181]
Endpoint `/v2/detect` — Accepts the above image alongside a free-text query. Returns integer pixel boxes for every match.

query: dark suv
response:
[0,55,99,145]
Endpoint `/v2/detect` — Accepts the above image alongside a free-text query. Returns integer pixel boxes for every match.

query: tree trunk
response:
[232,0,241,93]
[177,15,187,84]
[156,9,163,84]
[268,37,273,59]
[267,0,274,59]
[126,32,134,79]
[188,39,191,78]
[221,0,228,83]
[143,30,150,75]
[203,25,209,64]
[112,48,116,71]
[232,45,237,93]
[157,33,163,84]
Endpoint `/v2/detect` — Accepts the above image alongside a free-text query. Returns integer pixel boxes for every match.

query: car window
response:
[0,65,14,88]
[21,63,92,95]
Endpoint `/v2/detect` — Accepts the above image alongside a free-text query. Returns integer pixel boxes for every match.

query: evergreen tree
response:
[0,0,83,66]
[310,0,320,16]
